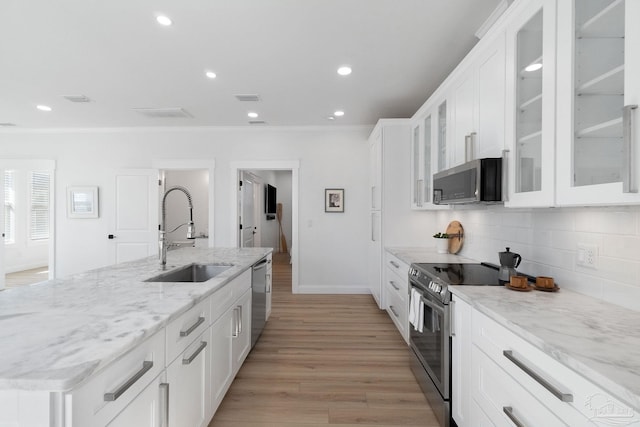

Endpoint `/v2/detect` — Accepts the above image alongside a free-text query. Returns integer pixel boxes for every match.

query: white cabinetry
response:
[383,252,409,343]
[468,308,638,426]
[266,253,272,320]
[411,114,448,210]
[367,120,411,309]
[106,375,164,427]
[556,0,640,205]
[505,0,557,207]
[451,296,472,427]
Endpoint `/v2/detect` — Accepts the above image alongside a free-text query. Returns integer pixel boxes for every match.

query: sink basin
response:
[145,263,233,283]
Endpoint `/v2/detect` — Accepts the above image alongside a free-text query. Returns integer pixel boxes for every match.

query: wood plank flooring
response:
[4,266,49,288]
[209,253,437,427]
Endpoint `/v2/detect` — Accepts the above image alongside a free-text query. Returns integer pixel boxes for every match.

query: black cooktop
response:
[413,262,501,285]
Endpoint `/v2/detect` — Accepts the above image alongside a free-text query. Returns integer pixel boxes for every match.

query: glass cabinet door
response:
[412,124,422,207]
[515,10,543,194]
[423,114,432,204]
[437,101,447,172]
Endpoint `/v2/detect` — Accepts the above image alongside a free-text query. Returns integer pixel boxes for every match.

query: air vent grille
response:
[235,94,261,102]
[132,108,193,118]
[63,95,92,103]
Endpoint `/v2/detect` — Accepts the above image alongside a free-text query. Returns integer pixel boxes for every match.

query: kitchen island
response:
[0,246,271,426]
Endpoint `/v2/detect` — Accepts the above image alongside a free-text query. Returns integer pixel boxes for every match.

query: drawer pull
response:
[389,260,400,269]
[182,341,207,365]
[389,305,399,318]
[180,316,205,337]
[503,350,573,402]
[159,383,169,427]
[104,361,153,401]
[389,280,400,291]
[232,307,239,337]
[503,406,526,427]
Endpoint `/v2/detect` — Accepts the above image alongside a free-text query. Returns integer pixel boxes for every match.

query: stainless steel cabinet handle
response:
[503,406,526,427]
[465,133,476,162]
[389,260,400,269]
[104,361,153,401]
[182,341,207,365]
[159,383,169,427]
[450,300,456,337]
[502,149,509,202]
[180,316,205,337]
[238,305,243,334]
[623,104,638,193]
[389,305,399,318]
[389,280,400,291]
[232,307,239,337]
[503,350,573,402]
[266,274,271,293]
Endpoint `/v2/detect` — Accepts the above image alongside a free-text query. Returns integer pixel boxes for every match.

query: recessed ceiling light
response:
[326,116,336,121]
[525,62,542,72]
[247,112,259,119]
[205,71,217,79]
[337,66,352,76]
[36,105,52,112]
[334,110,345,117]
[156,15,172,26]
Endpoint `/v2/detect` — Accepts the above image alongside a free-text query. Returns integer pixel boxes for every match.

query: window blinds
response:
[30,171,50,240]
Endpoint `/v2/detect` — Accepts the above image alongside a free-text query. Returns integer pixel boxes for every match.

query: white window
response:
[4,170,15,244]
[30,171,50,241]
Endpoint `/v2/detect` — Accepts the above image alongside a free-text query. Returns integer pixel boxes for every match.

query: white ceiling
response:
[0,0,505,129]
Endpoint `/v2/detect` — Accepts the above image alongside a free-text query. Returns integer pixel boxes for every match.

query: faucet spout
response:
[160,186,195,265]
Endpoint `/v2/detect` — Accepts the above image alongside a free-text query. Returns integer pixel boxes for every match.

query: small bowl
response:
[535,276,554,289]
[510,275,529,289]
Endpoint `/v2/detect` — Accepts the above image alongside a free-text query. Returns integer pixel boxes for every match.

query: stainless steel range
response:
[408,262,501,427]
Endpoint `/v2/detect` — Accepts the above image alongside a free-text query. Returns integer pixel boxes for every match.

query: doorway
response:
[230,161,299,293]
[0,159,55,289]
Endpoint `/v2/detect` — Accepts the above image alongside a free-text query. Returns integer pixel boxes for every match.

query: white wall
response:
[0,126,371,293]
[430,206,640,312]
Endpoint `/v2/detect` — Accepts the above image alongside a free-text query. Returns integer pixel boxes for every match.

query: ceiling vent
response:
[63,95,92,103]
[248,120,266,125]
[235,94,261,102]
[132,107,193,118]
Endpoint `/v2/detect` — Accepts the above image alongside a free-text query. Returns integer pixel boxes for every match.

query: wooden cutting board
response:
[446,220,464,254]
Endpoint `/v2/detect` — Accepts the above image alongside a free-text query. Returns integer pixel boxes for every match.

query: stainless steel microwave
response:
[433,158,502,204]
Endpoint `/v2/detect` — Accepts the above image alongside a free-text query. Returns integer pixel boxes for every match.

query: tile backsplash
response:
[435,206,640,312]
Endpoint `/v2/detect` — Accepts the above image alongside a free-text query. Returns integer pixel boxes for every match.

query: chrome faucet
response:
[160,186,195,265]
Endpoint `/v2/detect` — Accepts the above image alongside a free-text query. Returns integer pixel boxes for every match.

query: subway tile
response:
[574,209,636,235]
[600,280,640,312]
[550,267,604,300]
[501,211,533,228]
[602,235,640,261]
[532,210,575,231]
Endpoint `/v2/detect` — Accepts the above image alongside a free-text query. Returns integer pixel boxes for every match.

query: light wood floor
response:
[209,253,437,427]
[5,266,49,288]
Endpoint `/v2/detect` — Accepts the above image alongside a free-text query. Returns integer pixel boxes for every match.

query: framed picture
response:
[325,188,344,213]
[68,186,99,218]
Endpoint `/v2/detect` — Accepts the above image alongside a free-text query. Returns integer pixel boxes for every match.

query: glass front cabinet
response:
[505,0,557,207]
[556,0,640,205]
[410,112,448,210]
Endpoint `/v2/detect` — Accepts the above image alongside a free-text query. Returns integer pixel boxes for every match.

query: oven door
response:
[409,284,450,399]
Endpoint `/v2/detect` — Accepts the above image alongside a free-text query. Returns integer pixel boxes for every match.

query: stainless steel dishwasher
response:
[251,257,268,348]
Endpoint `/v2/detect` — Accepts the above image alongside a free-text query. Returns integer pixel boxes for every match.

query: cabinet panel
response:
[210,305,234,413]
[451,297,472,427]
[166,298,210,364]
[477,32,506,159]
[232,289,252,371]
[266,254,272,320]
[107,375,162,427]
[452,73,476,167]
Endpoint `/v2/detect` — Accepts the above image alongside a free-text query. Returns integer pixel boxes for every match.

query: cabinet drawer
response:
[385,282,408,342]
[166,297,211,364]
[385,264,408,301]
[211,269,251,322]
[384,252,409,279]
[472,310,636,424]
[471,345,569,427]
[67,331,165,427]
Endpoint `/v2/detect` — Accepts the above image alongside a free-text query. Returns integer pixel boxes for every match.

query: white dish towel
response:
[408,288,424,333]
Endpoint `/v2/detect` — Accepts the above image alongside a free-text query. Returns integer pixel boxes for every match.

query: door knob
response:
[108,234,116,239]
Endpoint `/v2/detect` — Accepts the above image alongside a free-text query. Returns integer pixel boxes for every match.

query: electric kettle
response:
[498,247,521,284]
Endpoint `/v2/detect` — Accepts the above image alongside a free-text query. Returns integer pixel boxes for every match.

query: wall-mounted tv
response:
[265,184,277,218]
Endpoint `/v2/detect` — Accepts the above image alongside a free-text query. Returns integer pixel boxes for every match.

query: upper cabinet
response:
[556,0,640,205]
[411,113,443,209]
[505,0,557,207]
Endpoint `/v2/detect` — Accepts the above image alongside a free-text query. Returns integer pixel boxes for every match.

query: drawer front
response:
[385,264,408,302]
[68,331,165,427]
[471,345,570,427]
[385,281,408,343]
[211,270,251,322]
[472,310,636,425]
[385,252,409,279]
[166,297,211,364]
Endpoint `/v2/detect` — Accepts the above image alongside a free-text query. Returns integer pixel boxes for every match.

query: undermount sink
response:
[145,263,233,283]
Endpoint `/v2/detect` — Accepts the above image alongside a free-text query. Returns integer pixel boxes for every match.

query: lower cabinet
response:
[266,254,273,320]
[383,252,409,343]
[106,375,164,427]
[232,289,252,370]
[166,330,212,427]
[451,296,472,427]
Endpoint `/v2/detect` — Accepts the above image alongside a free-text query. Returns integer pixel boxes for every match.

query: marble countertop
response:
[0,247,271,392]
[385,246,476,265]
[450,285,640,412]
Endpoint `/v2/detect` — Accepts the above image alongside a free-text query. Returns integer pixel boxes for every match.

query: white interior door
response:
[108,169,159,265]
[240,173,256,248]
